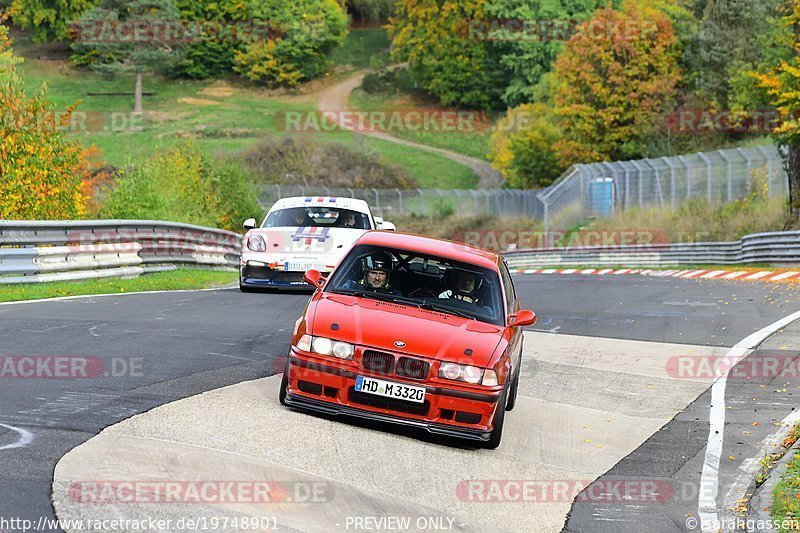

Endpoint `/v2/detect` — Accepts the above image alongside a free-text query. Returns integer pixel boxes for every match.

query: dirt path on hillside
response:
[316,71,504,189]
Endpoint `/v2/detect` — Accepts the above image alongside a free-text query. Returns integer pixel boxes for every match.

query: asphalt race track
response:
[1,274,799,532]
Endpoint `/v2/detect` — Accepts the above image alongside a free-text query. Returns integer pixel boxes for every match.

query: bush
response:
[234,0,348,87]
[99,143,261,232]
[173,0,251,79]
[0,34,89,219]
[241,134,416,189]
[11,0,98,43]
[348,0,396,23]
[488,103,565,189]
[387,0,505,109]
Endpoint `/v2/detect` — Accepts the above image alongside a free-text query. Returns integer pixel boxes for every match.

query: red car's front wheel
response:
[485,387,508,449]
[279,358,290,406]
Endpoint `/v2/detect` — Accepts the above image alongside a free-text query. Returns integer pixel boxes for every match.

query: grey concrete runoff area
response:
[0,274,799,532]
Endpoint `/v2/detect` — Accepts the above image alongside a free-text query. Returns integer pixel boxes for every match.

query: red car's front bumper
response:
[283,349,504,442]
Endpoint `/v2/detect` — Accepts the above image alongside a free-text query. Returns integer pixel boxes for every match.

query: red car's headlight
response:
[439,363,484,384]
[294,334,354,360]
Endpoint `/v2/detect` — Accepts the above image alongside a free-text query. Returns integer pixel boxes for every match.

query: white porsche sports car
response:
[240,196,396,291]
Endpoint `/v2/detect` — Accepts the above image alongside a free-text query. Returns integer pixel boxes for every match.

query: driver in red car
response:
[344,252,402,296]
[439,269,482,305]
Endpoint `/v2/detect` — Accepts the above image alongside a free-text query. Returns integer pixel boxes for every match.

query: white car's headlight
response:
[294,335,354,360]
[438,363,487,384]
[247,234,266,252]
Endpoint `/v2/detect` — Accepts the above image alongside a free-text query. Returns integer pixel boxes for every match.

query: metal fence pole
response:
[678,155,692,200]
[600,162,618,214]
[661,157,677,208]
[395,188,403,214]
[737,147,753,186]
[698,152,713,203]
[629,160,646,207]
[717,150,732,202]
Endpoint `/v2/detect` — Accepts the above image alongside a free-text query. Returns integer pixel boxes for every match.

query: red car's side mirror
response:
[304,269,326,288]
[510,309,536,328]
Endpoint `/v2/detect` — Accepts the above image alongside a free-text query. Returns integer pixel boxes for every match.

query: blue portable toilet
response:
[590,177,614,217]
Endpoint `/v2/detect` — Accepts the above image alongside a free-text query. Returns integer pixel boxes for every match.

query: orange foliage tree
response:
[0,14,90,220]
[754,0,800,217]
[552,1,682,165]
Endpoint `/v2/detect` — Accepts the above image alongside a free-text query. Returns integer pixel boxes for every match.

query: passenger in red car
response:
[439,270,481,305]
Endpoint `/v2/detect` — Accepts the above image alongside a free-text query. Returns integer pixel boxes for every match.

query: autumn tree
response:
[754,0,800,217]
[488,103,564,188]
[484,0,611,107]
[686,0,782,109]
[552,2,682,164]
[71,0,183,113]
[387,0,505,109]
[233,0,348,87]
[11,0,98,43]
[0,10,20,76]
[0,17,88,219]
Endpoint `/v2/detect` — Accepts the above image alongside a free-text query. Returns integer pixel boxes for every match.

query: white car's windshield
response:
[263,207,370,230]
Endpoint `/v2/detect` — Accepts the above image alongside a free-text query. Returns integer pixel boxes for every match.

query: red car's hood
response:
[308,293,504,368]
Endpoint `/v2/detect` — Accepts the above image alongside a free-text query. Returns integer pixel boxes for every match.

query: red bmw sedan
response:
[279,231,536,448]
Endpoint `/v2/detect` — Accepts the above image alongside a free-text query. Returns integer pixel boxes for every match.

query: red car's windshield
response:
[327,244,505,326]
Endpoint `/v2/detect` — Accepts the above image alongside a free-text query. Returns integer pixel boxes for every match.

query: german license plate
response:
[355,376,426,404]
[285,262,325,272]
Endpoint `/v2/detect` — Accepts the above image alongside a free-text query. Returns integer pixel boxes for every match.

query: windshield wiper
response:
[417,301,476,320]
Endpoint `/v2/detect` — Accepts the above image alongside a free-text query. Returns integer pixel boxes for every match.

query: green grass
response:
[330,28,390,69]
[771,426,800,532]
[0,269,237,303]
[18,56,315,164]
[349,87,493,161]
[14,47,478,188]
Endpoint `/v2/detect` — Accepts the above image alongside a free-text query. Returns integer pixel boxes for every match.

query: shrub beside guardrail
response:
[0,220,241,284]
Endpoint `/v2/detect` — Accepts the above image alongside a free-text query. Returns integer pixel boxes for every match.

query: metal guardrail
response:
[504,231,800,269]
[0,221,242,284]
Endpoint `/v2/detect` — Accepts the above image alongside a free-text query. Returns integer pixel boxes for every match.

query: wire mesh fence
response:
[257,145,788,234]
[257,185,546,219]
[540,145,788,240]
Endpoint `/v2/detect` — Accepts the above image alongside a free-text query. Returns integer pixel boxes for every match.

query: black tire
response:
[485,387,508,449]
[239,276,255,292]
[278,358,290,406]
[505,368,520,412]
